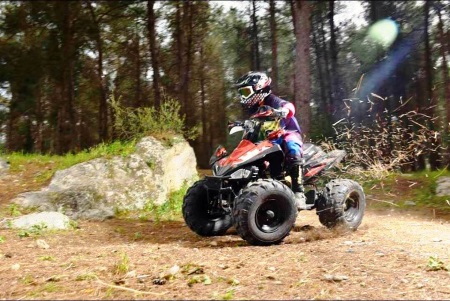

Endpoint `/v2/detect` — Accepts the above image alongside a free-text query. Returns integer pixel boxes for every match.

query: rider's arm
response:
[266,94,295,119]
[273,102,295,119]
[280,102,295,119]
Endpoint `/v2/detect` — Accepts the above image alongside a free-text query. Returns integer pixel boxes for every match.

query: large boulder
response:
[13,136,198,220]
[436,176,450,197]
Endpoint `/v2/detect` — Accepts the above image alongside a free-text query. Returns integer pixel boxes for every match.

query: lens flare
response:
[367,19,399,47]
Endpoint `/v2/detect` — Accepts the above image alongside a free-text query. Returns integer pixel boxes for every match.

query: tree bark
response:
[199,44,208,167]
[319,13,333,112]
[251,0,260,71]
[147,0,161,109]
[424,0,440,170]
[57,1,76,154]
[175,2,186,114]
[312,24,327,109]
[182,1,194,127]
[328,0,343,119]
[292,0,312,139]
[269,0,278,93]
[436,5,450,168]
[134,34,142,107]
[86,1,108,142]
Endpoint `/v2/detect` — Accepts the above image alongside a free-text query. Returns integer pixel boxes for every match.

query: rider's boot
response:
[289,164,306,211]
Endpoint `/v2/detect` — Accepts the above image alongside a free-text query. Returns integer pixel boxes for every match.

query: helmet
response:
[235,71,272,108]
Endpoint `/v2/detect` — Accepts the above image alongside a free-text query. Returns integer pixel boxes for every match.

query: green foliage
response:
[426,256,448,271]
[22,274,36,285]
[39,255,55,261]
[114,252,130,275]
[75,272,98,281]
[220,289,235,300]
[8,204,22,217]
[5,139,137,183]
[110,95,199,141]
[362,169,450,211]
[17,222,48,238]
[187,274,212,287]
[141,183,190,222]
[0,236,4,243]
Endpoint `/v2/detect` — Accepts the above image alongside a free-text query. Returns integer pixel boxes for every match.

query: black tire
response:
[233,179,297,246]
[182,180,232,236]
[317,179,365,230]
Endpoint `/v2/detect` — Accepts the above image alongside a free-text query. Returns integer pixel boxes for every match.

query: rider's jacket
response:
[247,93,302,134]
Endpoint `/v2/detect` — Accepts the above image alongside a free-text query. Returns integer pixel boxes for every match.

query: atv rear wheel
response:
[182,180,232,236]
[317,179,365,230]
[233,179,297,246]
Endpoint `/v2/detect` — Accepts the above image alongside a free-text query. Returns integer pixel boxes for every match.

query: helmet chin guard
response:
[240,91,269,109]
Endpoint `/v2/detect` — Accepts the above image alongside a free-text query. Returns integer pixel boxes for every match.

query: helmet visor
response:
[238,86,254,100]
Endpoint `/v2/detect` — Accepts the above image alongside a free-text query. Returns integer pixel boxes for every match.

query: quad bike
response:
[182,105,365,246]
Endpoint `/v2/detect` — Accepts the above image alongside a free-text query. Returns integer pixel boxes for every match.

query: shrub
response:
[110,95,198,141]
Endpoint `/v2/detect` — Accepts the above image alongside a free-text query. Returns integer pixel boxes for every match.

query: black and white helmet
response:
[235,71,272,108]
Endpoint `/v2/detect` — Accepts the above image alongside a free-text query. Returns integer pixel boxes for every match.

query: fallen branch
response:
[367,198,400,207]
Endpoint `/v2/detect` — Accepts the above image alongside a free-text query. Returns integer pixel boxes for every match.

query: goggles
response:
[238,86,255,101]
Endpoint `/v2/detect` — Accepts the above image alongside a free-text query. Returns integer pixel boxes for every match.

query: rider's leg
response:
[284,133,304,194]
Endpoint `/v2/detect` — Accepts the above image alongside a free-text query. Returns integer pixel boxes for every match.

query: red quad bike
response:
[182,105,366,246]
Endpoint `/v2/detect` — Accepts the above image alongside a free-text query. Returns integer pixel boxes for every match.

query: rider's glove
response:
[272,108,289,118]
[227,120,242,129]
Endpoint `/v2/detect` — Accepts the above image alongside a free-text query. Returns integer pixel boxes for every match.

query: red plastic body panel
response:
[219,140,273,168]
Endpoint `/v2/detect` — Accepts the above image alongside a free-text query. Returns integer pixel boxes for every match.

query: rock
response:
[436,177,450,196]
[0,158,9,177]
[161,265,180,280]
[36,239,50,249]
[404,200,416,206]
[125,270,136,278]
[7,212,72,230]
[11,263,20,271]
[323,274,349,282]
[12,136,198,220]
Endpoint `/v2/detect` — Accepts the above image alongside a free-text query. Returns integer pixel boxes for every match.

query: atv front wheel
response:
[317,179,365,230]
[182,180,232,236]
[233,179,297,246]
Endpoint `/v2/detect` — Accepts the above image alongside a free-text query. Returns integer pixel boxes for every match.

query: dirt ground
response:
[1,171,450,300]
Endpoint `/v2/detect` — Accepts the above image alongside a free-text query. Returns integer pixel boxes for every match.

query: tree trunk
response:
[269,0,278,92]
[134,34,142,107]
[86,1,108,142]
[251,0,260,71]
[57,2,76,154]
[437,6,450,168]
[424,1,440,170]
[34,81,43,153]
[312,25,327,109]
[175,2,186,114]
[319,14,333,113]
[199,44,208,167]
[292,0,312,139]
[147,0,162,109]
[328,0,343,119]
[182,1,194,128]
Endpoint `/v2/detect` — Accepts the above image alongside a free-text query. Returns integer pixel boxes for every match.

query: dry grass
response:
[320,93,443,181]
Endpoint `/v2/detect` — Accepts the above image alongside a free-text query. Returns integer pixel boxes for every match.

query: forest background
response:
[0,0,449,171]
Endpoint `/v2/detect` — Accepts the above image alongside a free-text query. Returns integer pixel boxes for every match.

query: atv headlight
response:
[229,168,252,179]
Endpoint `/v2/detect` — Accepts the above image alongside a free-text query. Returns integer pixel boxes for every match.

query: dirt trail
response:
[1,207,449,300]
